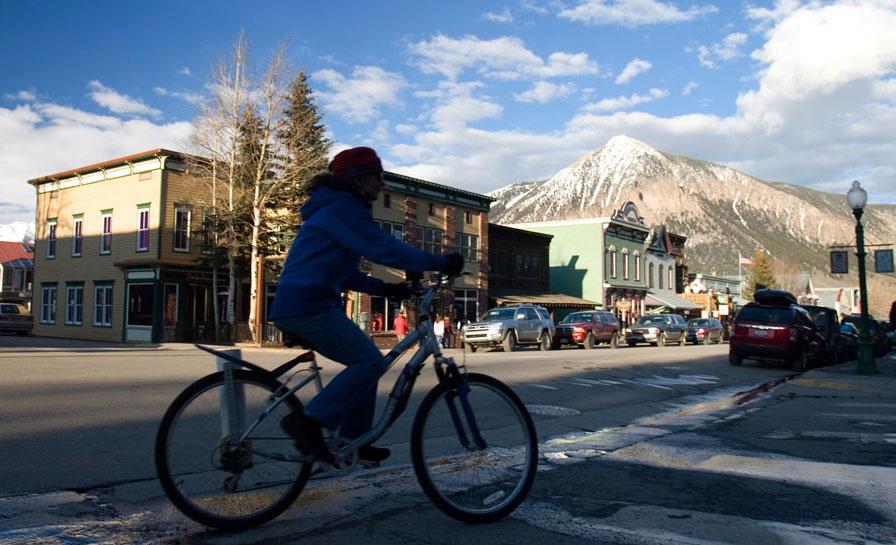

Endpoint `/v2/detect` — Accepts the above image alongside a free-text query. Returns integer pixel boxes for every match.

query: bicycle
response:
[154,273,538,530]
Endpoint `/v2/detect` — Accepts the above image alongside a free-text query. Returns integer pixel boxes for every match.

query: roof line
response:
[27,148,196,185]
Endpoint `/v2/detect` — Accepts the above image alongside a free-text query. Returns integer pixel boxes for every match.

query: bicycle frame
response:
[198,273,486,462]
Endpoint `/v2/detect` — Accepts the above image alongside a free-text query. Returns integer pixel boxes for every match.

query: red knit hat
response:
[328,147,383,180]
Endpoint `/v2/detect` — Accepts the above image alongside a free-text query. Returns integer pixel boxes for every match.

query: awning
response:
[645,291,702,311]
[491,289,599,309]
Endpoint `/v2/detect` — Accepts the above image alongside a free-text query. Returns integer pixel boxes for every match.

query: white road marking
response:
[526,405,581,417]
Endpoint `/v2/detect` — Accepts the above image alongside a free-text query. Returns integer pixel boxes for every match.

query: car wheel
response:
[469,344,478,353]
[539,332,552,351]
[584,332,595,349]
[791,350,807,372]
[729,351,742,366]
[609,332,619,349]
[502,331,517,353]
[657,333,666,347]
[627,341,637,347]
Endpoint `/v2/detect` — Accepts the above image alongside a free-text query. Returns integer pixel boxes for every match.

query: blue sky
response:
[2,0,896,237]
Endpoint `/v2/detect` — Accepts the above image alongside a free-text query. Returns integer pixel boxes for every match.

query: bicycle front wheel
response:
[411,373,537,523]
[155,370,312,530]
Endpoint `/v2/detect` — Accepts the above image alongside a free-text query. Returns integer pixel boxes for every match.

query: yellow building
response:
[30,150,494,344]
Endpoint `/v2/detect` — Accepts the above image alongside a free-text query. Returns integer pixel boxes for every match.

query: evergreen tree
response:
[743,250,779,301]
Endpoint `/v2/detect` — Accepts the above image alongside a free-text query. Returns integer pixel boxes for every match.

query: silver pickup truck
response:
[461,304,555,352]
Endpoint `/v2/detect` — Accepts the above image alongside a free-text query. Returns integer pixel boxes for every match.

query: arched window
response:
[668,266,674,292]
[648,262,654,288]
[658,264,664,289]
[608,245,617,278]
[634,251,641,282]
[622,248,630,279]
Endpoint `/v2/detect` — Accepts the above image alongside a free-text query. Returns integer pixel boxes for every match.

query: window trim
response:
[64,283,84,326]
[93,283,113,327]
[46,219,57,259]
[174,205,191,252]
[72,216,83,257]
[136,204,150,252]
[608,246,617,278]
[40,284,57,324]
[100,211,112,255]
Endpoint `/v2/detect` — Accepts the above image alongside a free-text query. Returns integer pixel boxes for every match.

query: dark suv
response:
[729,289,826,370]
[553,310,620,349]
[840,314,891,357]
[625,314,687,347]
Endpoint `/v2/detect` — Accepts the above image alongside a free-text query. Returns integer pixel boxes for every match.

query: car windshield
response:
[481,308,516,322]
[0,305,21,315]
[636,316,667,325]
[688,319,709,327]
[737,306,791,324]
[842,315,879,332]
[560,313,593,324]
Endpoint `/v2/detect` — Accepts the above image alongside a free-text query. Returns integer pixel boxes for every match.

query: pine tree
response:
[743,250,779,301]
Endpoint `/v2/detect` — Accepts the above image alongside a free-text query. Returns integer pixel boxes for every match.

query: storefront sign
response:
[830,250,848,274]
[874,249,894,273]
[615,299,631,312]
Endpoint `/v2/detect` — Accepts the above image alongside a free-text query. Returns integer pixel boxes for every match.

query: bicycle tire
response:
[411,373,537,523]
[155,370,312,529]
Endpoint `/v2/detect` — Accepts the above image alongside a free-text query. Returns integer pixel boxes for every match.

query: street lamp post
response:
[846,180,877,375]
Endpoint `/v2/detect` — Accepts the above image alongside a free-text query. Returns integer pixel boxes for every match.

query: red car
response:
[552,310,620,349]
[729,289,826,371]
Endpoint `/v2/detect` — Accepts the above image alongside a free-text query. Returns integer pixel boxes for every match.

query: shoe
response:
[280,411,334,464]
[357,444,391,464]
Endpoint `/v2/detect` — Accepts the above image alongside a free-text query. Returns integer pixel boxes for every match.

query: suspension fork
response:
[435,360,487,450]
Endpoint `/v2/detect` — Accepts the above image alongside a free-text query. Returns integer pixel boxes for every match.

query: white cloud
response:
[312,66,407,124]
[747,0,802,33]
[415,81,504,127]
[514,81,576,103]
[395,123,418,135]
[5,89,36,101]
[682,80,699,95]
[407,34,599,80]
[178,67,192,76]
[0,221,34,243]
[482,7,513,23]
[585,88,669,112]
[615,58,652,84]
[559,0,718,27]
[696,32,748,68]
[0,101,191,224]
[389,1,896,205]
[87,80,161,117]
[154,86,204,106]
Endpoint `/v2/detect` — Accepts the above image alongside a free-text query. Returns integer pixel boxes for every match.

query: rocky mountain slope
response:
[489,136,896,309]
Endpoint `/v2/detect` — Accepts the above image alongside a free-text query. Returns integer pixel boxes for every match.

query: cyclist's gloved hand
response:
[382,282,411,300]
[442,253,464,277]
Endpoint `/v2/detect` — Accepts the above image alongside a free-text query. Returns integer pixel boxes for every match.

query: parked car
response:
[685,318,724,345]
[461,304,555,352]
[728,289,826,371]
[832,322,860,363]
[553,310,620,349]
[840,314,891,357]
[625,314,687,347]
[0,303,33,336]
[800,304,840,366]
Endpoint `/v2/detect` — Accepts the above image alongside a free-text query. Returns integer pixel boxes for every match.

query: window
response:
[65,284,84,325]
[137,205,150,252]
[622,249,630,279]
[93,284,113,327]
[375,220,404,241]
[418,227,444,254]
[454,289,479,324]
[40,285,57,324]
[428,202,435,215]
[668,266,674,292]
[72,216,83,257]
[174,206,191,251]
[456,232,479,261]
[634,252,641,281]
[383,193,391,208]
[648,262,655,288]
[46,219,57,259]
[464,210,473,224]
[127,283,154,326]
[100,212,112,254]
[608,246,617,278]
[516,254,540,277]
[658,265,664,289]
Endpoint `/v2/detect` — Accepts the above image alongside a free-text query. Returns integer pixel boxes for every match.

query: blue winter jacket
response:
[269,186,447,319]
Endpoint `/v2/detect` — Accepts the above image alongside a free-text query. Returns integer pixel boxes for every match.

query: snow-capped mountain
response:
[489,135,896,278]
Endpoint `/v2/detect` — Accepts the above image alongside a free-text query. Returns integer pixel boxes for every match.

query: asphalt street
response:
[1,338,894,545]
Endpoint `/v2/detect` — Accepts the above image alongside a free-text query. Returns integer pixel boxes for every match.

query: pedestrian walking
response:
[394,311,408,342]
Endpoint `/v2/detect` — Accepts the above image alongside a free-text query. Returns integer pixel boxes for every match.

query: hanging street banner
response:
[874,249,894,273]
[830,250,849,274]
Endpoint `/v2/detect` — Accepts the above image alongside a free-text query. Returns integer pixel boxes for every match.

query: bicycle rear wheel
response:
[411,373,537,523]
[155,370,312,529]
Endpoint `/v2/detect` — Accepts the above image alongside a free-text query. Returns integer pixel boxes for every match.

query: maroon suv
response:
[552,310,620,349]
[729,289,826,371]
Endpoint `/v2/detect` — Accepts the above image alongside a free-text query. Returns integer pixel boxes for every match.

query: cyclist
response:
[270,146,463,465]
